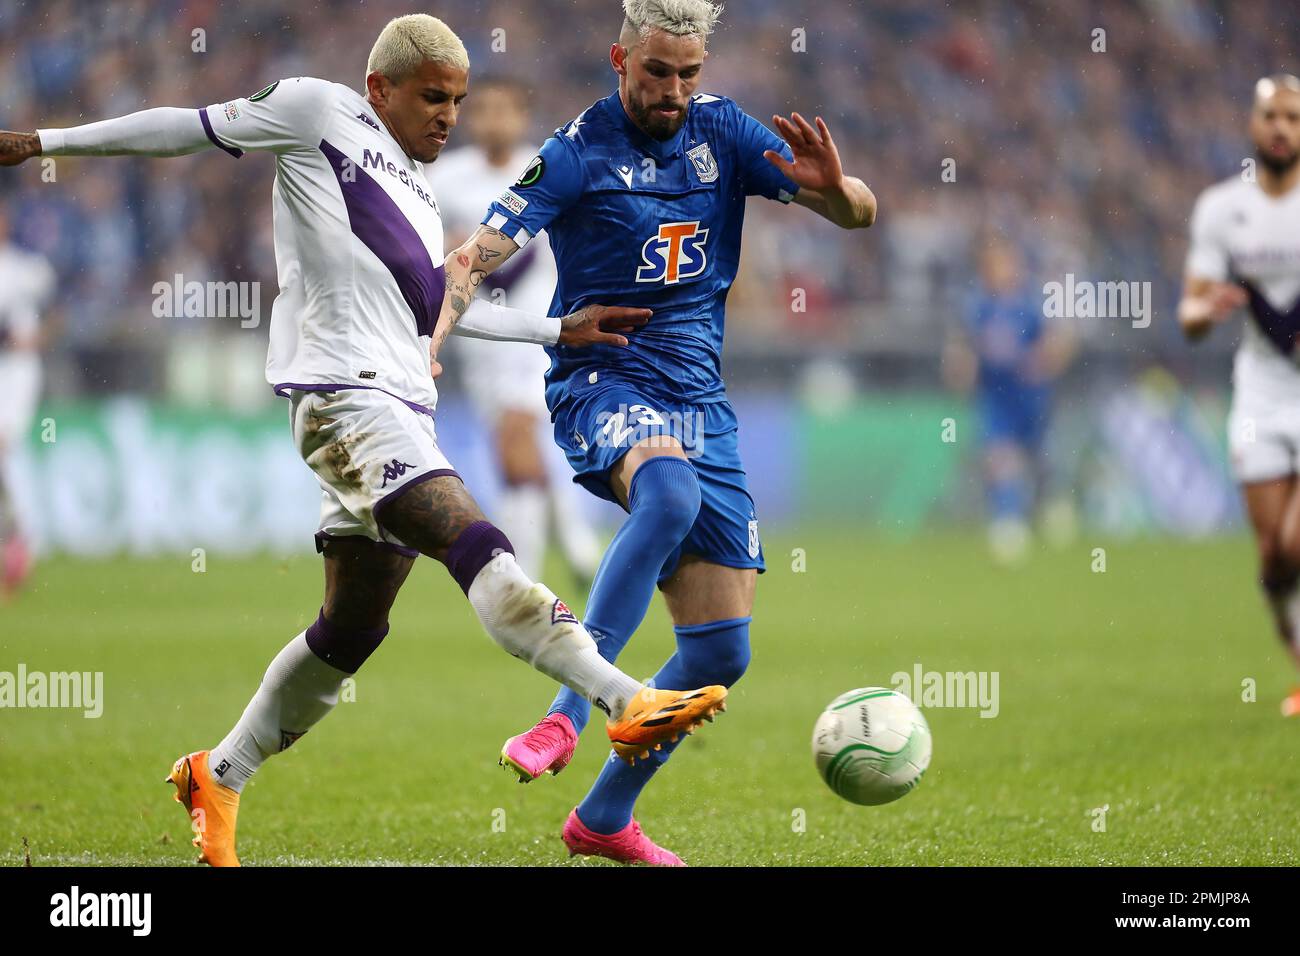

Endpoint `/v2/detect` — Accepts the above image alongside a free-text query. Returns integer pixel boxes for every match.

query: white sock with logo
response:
[208,631,350,793]
[466,552,642,716]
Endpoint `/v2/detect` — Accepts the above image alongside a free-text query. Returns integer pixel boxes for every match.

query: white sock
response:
[466,552,642,716]
[208,632,350,793]
[495,484,548,579]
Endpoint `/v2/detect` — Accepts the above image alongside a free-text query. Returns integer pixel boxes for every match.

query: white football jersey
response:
[201,77,446,411]
[0,242,55,346]
[1186,175,1300,399]
[425,144,558,314]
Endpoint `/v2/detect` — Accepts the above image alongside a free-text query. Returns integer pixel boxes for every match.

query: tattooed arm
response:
[429,224,651,376]
[431,224,518,366]
[0,130,40,165]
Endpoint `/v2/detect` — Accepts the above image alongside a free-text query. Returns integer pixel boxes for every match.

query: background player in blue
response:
[944,235,1077,564]
[430,0,876,865]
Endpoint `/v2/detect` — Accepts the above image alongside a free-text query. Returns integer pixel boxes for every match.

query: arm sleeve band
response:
[451,296,560,345]
[38,107,213,157]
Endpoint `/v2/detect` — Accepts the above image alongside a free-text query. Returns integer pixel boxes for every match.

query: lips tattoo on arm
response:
[430,224,521,361]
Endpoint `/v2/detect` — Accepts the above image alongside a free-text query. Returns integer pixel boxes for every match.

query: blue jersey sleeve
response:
[732,106,800,202]
[482,134,585,245]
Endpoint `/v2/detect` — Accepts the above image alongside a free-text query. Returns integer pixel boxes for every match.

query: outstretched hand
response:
[764,112,845,192]
[558,305,652,348]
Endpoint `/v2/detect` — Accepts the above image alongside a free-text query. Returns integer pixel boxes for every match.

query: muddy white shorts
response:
[287,387,459,556]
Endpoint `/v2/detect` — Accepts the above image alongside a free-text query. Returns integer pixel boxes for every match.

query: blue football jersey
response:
[965,288,1049,397]
[482,90,799,408]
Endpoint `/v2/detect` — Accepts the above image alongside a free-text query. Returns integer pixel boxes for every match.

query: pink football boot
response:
[499,712,578,782]
[561,809,685,867]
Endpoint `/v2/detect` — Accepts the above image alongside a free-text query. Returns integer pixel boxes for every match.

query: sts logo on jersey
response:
[636,220,709,285]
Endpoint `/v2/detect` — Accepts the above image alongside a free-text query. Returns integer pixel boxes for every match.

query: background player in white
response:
[427,76,602,585]
[1180,74,1300,716]
[0,13,729,866]
[0,206,56,599]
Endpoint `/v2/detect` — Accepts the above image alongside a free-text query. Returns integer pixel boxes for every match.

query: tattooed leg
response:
[378,473,488,563]
[377,474,645,716]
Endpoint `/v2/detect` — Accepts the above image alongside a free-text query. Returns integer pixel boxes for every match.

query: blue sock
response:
[546,456,701,732]
[575,616,751,835]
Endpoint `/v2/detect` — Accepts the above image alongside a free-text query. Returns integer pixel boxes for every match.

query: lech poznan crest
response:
[687,142,718,183]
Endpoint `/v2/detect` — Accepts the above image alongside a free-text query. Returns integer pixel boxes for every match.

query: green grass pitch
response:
[1,532,1296,866]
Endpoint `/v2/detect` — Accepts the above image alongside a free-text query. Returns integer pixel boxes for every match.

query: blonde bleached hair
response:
[621,0,723,44]
[366,14,469,84]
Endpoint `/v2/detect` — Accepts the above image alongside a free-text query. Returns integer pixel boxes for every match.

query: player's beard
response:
[630,96,686,141]
[1256,144,1300,175]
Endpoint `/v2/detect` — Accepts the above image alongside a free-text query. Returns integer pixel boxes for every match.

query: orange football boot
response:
[166,750,241,867]
[605,685,727,764]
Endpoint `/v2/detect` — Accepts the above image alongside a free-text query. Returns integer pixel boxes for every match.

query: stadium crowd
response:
[0,0,1293,393]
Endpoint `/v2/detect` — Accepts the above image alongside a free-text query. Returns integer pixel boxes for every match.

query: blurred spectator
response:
[0,0,1294,397]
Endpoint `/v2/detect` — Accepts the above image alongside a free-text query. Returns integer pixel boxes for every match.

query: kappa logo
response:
[380,459,416,487]
[636,220,709,285]
[355,112,381,131]
[551,599,579,626]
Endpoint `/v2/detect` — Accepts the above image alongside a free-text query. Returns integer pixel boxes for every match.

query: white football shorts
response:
[288,387,458,556]
[1227,383,1300,484]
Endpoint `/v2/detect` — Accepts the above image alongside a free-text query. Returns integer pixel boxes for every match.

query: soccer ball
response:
[812,687,931,806]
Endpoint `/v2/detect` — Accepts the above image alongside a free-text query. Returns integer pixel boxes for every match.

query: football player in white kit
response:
[1180,74,1300,717]
[0,206,55,599]
[427,77,602,584]
[0,14,728,866]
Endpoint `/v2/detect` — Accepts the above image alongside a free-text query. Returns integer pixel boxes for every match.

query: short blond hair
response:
[366,14,469,84]
[621,0,723,42]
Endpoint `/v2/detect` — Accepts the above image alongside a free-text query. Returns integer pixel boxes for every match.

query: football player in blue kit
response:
[430,0,876,865]
[944,235,1076,564]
